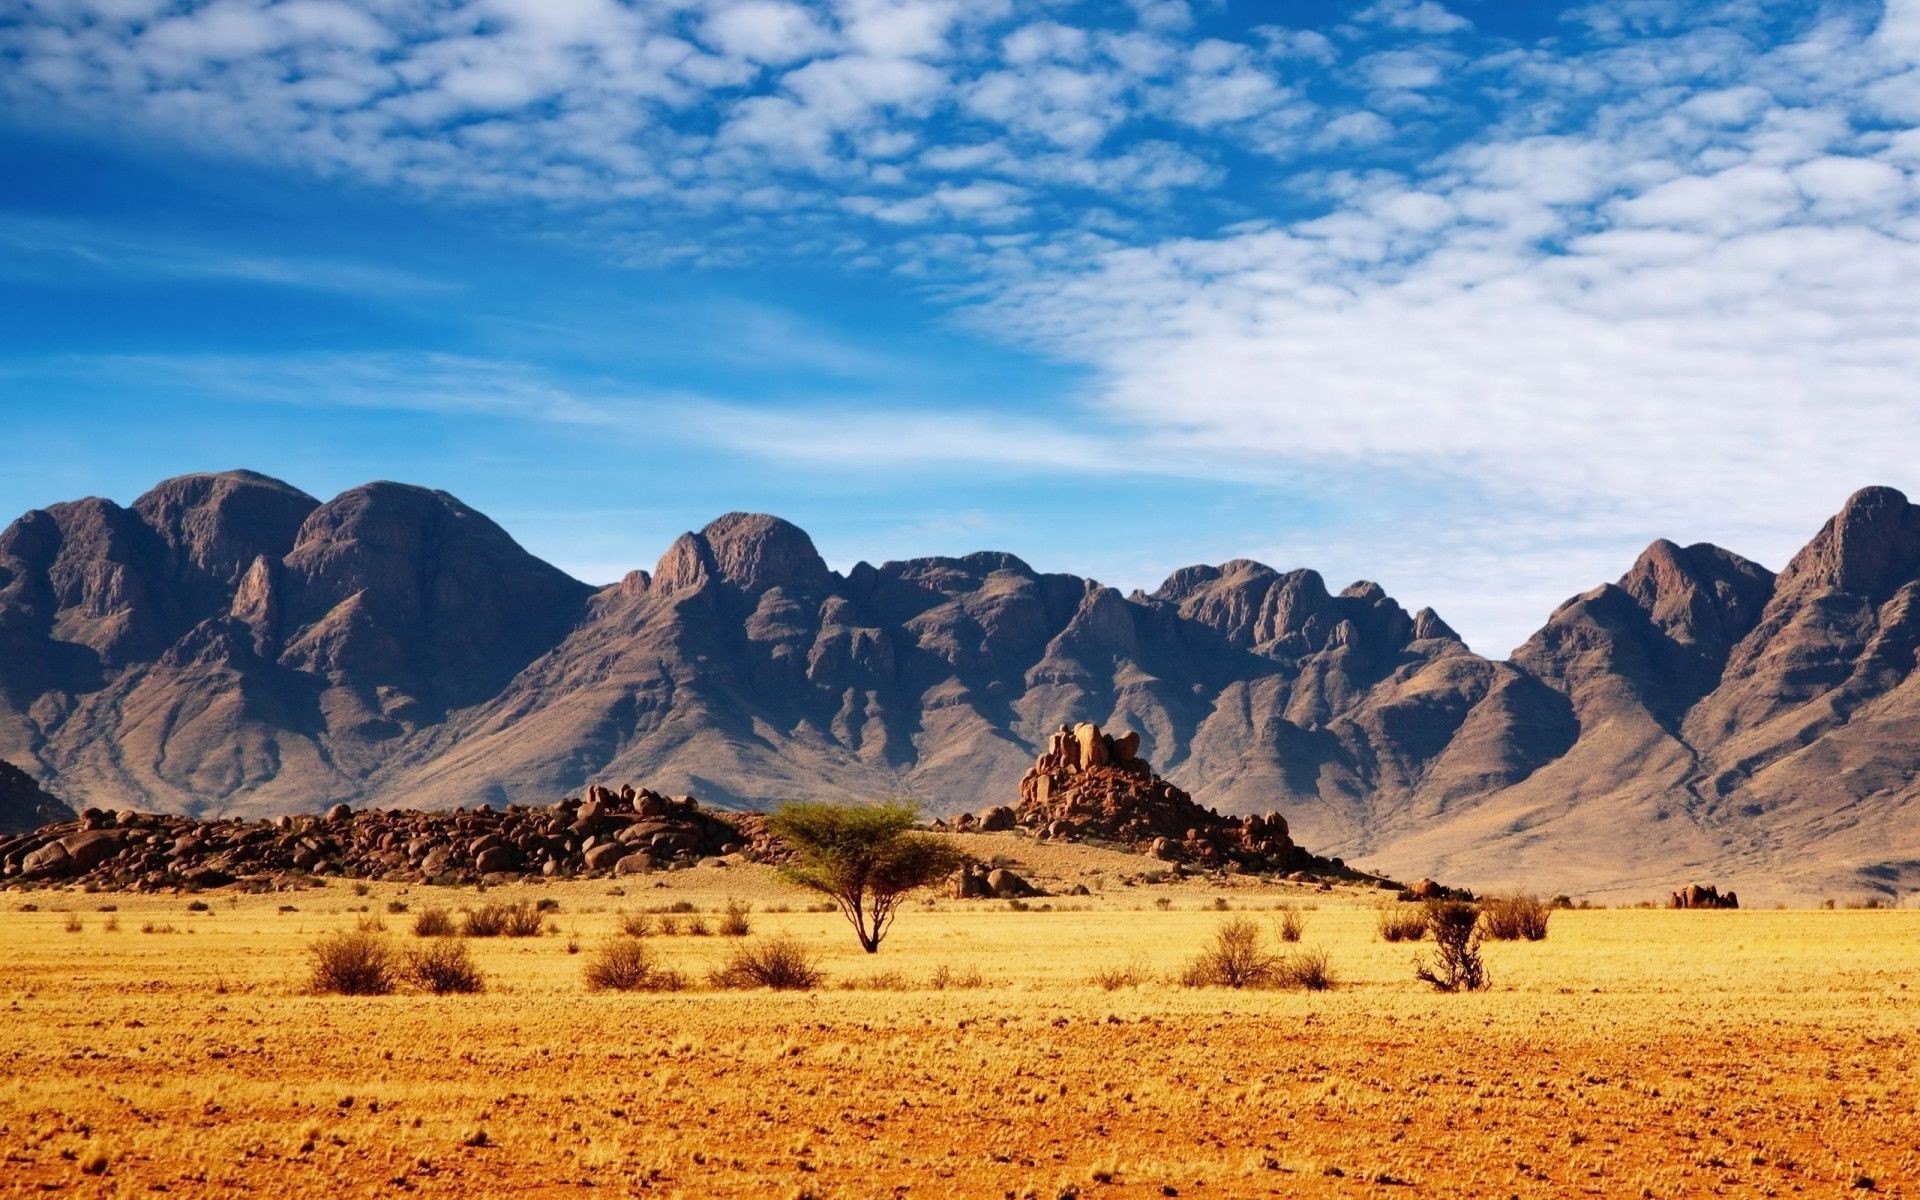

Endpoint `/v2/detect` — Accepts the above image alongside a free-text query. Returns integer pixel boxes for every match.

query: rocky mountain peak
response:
[132,470,317,617]
[1774,485,1920,599]
[1617,537,1774,656]
[700,512,833,594]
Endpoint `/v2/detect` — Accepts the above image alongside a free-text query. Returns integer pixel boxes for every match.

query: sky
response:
[4,0,1920,655]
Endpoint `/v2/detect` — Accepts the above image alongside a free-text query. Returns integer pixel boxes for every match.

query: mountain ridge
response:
[4,470,1919,903]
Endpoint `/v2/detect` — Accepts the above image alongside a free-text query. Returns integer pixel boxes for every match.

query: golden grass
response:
[2,843,1917,1197]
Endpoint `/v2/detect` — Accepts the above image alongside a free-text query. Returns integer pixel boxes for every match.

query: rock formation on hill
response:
[0,784,766,890]
[6,470,1920,902]
[1000,721,1306,872]
[0,759,74,836]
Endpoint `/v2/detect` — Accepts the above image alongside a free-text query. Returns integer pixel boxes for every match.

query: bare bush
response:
[309,929,397,995]
[1090,955,1152,991]
[1273,947,1335,991]
[1481,894,1551,941]
[618,912,654,938]
[1276,905,1304,943]
[462,902,542,938]
[461,904,507,938]
[1180,917,1279,988]
[928,963,987,990]
[404,938,485,994]
[1377,906,1429,943]
[583,938,687,992]
[709,935,824,991]
[718,898,751,937]
[1414,901,1488,992]
[412,908,455,937]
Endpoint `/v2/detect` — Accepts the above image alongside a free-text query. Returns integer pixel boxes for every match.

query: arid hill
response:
[4,470,1920,902]
[0,759,73,836]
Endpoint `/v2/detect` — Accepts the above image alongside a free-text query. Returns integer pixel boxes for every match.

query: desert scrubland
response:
[2,837,1916,1199]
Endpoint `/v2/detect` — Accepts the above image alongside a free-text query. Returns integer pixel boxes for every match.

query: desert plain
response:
[2,834,1915,1200]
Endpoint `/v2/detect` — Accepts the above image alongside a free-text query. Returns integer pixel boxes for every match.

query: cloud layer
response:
[7,1,1920,651]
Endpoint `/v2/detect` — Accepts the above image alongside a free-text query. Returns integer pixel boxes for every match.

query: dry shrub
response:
[656,915,681,936]
[403,938,485,994]
[1090,955,1151,991]
[583,938,686,992]
[461,904,507,938]
[1377,906,1429,943]
[1414,901,1488,992]
[309,928,396,995]
[1481,894,1551,941]
[501,902,545,938]
[718,898,751,937]
[709,935,823,991]
[1273,947,1335,991]
[618,912,654,938]
[1276,905,1304,943]
[684,916,711,937]
[929,963,987,990]
[463,902,542,938]
[1181,917,1278,988]
[412,908,455,937]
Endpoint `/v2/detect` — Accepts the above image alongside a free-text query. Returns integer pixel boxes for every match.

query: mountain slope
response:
[4,471,1919,902]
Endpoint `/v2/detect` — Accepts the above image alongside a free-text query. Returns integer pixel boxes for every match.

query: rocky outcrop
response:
[0,759,74,836]
[0,785,767,890]
[991,721,1320,874]
[1669,883,1739,909]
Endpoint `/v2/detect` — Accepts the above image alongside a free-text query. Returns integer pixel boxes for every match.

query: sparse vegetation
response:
[1413,901,1488,992]
[1276,904,1304,943]
[718,897,752,937]
[463,901,544,938]
[709,935,824,990]
[308,929,397,995]
[1481,893,1551,941]
[412,908,456,937]
[1181,916,1278,988]
[403,938,485,994]
[618,911,654,938]
[1273,946,1334,990]
[582,938,687,992]
[1377,906,1430,942]
[767,799,970,953]
[1090,954,1152,991]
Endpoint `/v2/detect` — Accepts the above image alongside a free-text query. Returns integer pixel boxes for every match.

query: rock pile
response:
[0,784,769,891]
[1668,883,1739,909]
[953,721,1329,874]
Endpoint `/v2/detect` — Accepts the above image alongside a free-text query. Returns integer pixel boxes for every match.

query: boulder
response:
[1407,878,1443,900]
[474,845,519,874]
[583,842,625,872]
[977,806,1017,832]
[60,830,126,872]
[21,840,72,878]
[615,852,656,875]
[986,867,1037,898]
[325,803,353,823]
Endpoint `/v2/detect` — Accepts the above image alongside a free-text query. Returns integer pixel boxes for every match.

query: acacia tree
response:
[767,800,969,953]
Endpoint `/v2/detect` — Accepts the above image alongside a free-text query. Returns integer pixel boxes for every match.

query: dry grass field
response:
[3,835,1916,1199]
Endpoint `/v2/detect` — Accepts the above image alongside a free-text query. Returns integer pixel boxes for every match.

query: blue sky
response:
[4,0,1920,654]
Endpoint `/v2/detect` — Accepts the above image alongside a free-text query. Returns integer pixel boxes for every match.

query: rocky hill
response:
[0,759,73,836]
[4,470,1920,903]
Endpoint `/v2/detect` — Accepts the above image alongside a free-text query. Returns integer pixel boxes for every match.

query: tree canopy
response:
[767,800,969,953]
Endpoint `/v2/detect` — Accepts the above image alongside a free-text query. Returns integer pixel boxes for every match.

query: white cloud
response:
[703,0,834,65]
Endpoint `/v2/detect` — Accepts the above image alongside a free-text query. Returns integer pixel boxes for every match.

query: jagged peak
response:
[1412,607,1458,641]
[1775,485,1920,598]
[699,512,832,593]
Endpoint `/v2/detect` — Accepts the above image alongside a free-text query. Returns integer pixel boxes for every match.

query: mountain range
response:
[3,469,1917,903]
